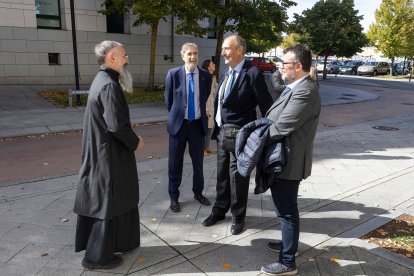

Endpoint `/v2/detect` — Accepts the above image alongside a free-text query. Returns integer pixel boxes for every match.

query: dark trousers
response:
[270,178,300,267]
[168,119,205,200]
[75,207,140,265]
[212,133,250,218]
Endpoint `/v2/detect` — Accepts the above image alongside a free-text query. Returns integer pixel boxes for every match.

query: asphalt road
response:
[1,76,413,185]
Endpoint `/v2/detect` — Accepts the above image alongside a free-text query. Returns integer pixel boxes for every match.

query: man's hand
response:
[137,136,144,150]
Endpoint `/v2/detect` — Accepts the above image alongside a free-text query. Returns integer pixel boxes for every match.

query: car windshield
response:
[245,57,253,62]
[344,61,357,66]
[364,61,378,66]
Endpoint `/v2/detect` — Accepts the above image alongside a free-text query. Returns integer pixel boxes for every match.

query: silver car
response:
[316,60,341,74]
[357,61,390,76]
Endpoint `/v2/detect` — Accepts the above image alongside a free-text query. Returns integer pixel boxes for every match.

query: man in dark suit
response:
[260,44,321,275]
[202,35,273,235]
[164,42,212,212]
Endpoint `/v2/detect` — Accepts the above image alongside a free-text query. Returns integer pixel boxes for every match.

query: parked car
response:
[357,61,390,76]
[316,60,341,74]
[268,56,283,69]
[339,60,364,75]
[245,56,277,72]
[393,62,411,75]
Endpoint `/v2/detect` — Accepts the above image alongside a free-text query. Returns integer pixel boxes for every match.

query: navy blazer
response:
[165,65,212,136]
[213,61,273,138]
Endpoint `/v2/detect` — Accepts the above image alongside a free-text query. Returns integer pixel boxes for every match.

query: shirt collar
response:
[229,59,245,74]
[185,66,199,75]
[287,74,309,89]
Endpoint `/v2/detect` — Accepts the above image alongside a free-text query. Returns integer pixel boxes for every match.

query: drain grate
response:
[342,93,357,97]
[372,126,399,131]
[401,102,414,105]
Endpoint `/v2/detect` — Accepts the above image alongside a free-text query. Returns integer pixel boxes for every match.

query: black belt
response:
[183,118,201,123]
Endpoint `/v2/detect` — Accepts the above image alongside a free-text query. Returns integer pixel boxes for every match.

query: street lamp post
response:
[70,0,81,105]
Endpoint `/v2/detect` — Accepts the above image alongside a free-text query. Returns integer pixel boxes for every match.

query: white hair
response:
[94,40,122,65]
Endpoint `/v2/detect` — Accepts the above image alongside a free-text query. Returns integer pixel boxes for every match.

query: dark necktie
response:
[280,86,291,97]
[224,69,235,99]
[188,72,195,121]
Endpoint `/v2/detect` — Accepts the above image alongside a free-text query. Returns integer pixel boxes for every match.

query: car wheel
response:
[373,70,377,76]
[329,68,334,74]
[386,70,390,75]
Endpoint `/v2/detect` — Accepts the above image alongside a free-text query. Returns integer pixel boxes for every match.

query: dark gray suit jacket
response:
[265,75,321,180]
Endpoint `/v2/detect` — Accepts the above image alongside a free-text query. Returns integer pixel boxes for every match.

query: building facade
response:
[0,0,218,86]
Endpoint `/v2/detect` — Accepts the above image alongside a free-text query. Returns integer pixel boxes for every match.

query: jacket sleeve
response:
[165,69,173,111]
[101,83,139,152]
[252,70,273,115]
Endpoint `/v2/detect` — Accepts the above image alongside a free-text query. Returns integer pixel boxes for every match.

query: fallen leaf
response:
[61,218,69,223]
[137,257,145,263]
[223,263,231,269]
[186,214,191,218]
[212,234,218,238]
[147,155,153,159]
[150,218,157,222]
[43,162,49,166]
[329,257,339,264]
[40,253,48,257]
[308,258,315,262]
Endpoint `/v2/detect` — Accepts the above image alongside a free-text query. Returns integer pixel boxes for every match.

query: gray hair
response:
[94,40,122,65]
[227,35,246,55]
[180,42,198,55]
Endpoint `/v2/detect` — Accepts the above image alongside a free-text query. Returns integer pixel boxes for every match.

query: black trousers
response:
[168,119,205,200]
[212,132,250,218]
[75,207,140,265]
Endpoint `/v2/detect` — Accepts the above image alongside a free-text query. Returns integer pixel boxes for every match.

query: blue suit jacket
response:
[165,65,212,136]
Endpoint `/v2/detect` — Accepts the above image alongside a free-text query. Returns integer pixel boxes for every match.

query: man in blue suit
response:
[164,42,212,212]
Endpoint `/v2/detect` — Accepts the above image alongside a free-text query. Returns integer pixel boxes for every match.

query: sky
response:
[286,0,383,32]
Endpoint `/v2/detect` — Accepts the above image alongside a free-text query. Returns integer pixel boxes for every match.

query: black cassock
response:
[73,66,140,264]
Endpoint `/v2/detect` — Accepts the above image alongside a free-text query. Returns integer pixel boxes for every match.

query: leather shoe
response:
[202,212,225,226]
[231,217,245,235]
[194,194,211,206]
[170,200,180,212]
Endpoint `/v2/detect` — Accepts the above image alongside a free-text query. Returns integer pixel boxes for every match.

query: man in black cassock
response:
[73,40,144,269]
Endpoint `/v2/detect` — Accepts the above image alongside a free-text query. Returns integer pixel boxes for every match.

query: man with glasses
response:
[202,35,272,235]
[260,44,321,275]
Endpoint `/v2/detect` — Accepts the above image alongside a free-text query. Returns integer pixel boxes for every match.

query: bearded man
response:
[73,40,144,269]
[164,42,212,212]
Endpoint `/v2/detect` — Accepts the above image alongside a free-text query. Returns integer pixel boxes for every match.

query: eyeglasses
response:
[282,62,297,66]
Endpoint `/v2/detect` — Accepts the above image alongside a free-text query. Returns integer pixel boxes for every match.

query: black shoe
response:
[267,241,299,256]
[202,212,225,226]
[170,200,181,212]
[194,193,211,206]
[261,262,297,275]
[230,217,245,235]
[81,256,123,269]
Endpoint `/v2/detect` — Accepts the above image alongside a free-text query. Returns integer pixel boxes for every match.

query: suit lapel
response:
[179,66,187,98]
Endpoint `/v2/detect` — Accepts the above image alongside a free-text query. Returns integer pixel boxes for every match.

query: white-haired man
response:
[73,40,144,269]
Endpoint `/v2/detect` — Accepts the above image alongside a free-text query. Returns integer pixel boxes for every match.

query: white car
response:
[316,60,341,74]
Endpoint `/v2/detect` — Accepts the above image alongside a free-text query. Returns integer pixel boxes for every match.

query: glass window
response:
[35,0,61,29]
[207,17,217,39]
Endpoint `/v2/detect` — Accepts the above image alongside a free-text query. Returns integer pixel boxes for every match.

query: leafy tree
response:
[367,0,414,72]
[101,0,177,89]
[293,0,367,79]
[175,0,294,76]
[281,33,301,49]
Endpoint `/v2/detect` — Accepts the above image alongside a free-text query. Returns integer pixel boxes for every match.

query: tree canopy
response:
[367,0,414,61]
[292,0,367,79]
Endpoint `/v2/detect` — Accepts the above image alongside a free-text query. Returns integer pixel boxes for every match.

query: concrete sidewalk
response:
[0,84,413,275]
[0,83,377,138]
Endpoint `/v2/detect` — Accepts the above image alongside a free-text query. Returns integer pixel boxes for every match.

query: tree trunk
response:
[322,54,328,79]
[214,18,227,79]
[148,21,159,90]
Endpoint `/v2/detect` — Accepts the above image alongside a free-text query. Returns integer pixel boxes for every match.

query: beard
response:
[283,70,296,84]
[119,65,133,93]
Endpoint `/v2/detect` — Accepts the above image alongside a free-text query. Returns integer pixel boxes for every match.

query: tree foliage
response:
[101,0,177,89]
[367,0,414,61]
[175,0,294,76]
[292,0,367,79]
